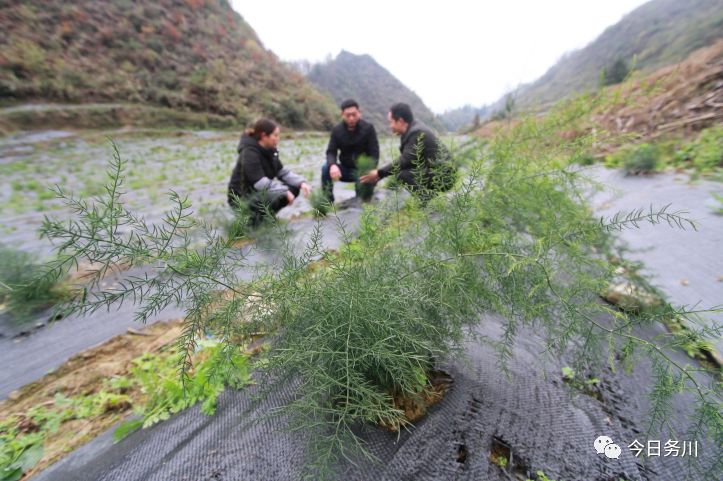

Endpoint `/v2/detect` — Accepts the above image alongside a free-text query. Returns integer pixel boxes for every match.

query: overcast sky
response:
[231,0,651,113]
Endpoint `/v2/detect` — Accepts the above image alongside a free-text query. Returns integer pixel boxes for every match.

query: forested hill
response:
[307,50,445,133]
[0,0,337,130]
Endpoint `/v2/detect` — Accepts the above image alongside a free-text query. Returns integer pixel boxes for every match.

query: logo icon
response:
[604,443,622,459]
[594,435,621,459]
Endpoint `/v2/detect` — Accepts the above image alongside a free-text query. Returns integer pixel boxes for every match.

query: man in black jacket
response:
[360,103,455,201]
[228,119,311,226]
[322,99,380,204]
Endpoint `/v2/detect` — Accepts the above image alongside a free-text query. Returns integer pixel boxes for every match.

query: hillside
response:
[515,0,723,111]
[307,50,445,133]
[593,40,723,141]
[473,40,723,147]
[441,0,723,131]
[0,0,337,130]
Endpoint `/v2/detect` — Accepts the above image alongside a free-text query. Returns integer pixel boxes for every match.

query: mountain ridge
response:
[307,50,445,133]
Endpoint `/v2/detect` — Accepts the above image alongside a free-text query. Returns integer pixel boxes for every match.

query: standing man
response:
[322,99,380,204]
[360,103,455,201]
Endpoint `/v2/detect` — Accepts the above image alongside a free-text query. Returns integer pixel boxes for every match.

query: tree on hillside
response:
[602,57,631,86]
[492,93,516,121]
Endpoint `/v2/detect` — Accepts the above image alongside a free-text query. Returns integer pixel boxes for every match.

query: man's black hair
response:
[340,99,359,111]
[389,103,414,124]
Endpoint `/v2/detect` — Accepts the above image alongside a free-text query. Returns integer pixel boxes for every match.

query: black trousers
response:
[228,185,300,226]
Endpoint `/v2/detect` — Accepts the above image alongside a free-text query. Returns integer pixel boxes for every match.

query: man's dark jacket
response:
[326,119,379,168]
[228,134,305,200]
[377,120,451,178]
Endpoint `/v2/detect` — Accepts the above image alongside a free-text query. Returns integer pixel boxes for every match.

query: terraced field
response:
[0,129,404,256]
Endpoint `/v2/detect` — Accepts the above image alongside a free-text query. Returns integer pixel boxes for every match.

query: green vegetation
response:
[0,1,336,131]
[0,339,252,480]
[491,93,516,121]
[309,188,331,217]
[601,56,632,86]
[117,339,252,436]
[355,154,376,175]
[526,472,558,481]
[226,201,253,240]
[605,253,723,368]
[36,92,721,479]
[0,245,71,321]
[561,366,601,393]
[623,143,659,175]
[675,124,723,172]
[711,193,723,215]
[1,388,133,480]
[601,125,723,175]
[0,103,240,132]
[0,426,42,481]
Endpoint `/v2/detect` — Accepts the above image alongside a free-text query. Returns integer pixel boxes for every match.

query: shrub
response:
[0,245,71,321]
[602,57,630,86]
[355,154,376,175]
[623,143,659,174]
[690,125,723,172]
[572,151,596,166]
[309,188,331,217]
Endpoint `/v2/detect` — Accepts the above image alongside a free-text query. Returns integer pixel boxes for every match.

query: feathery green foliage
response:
[309,188,332,217]
[226,200,253,240]
[37,94,721,478]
